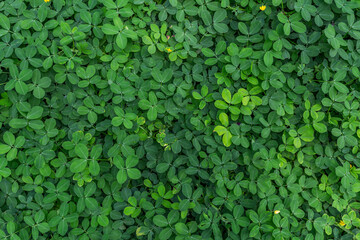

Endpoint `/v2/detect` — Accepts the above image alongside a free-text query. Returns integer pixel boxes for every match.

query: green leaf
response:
[153,215,168,227]
[214,126,228,136]
[147,108,157,121]
[75,144,88,159]
[85,198,98,210]
[102,24,119,35]
[20,69,33,81]
[127,168,141,179]
[264,52,273,67]
[225,64,235,73]
[249,225,260,237]
[80,10,92,24]
[87,111,97,124]
[273,0,282,6]
[213,9,227,23]
[324,24,335,38]
[0,166,11,178]
[9,119,27,128]
[313,122,327,133]
[334,82,349,93]
[27,106,43,120]
[215,100,228,109]
[124,206,135,215]
[294,137,301,148]
[219,112,229,127]
[37,223,50,233]
[117,169,128,184]
[29,120,44,130]
[277,13,288,23]
[192,91,202,100]
[284,23,291,35]
[139,100,151,110]
[60,36,72,46]
[98,215,109,227]
[200,9,212,26]
[6,222,15,234]
[70,159,87,173]
[58,220,68,236]
[116,33,127,49]
[60,21,72,35]
[152,68,173,83]
[175,223,188,235]
[215,42,226,55]
[352,183,360,193]
[159,228,172,240]
[35,211,45,223]
[119,8,134,17]
[0,145,11,154]
[239,48,253,58]
[214,22,229,33]
[201,85,208,96]
[0,13,10,30]
[222,89,232,103]
[15,81,28,95]
[222,131,232,147]
[89,161,100,176]
[201,48,215,57]
[101,0,117,8]
[231,92,243,105]
[240,106,252,115]
[3,132,15,145]
[291,22,307,33]
[126,155,139,168]
[169,0,177,6]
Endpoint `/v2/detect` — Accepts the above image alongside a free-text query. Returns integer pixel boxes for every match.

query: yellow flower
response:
[274,210,280,214]
[165,47,172,53]
[44,0,50,2]
[339,220,345,226]
[350,164,353,168]
[260,5,266,11]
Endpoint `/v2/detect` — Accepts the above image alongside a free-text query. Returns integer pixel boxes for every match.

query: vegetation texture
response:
[1,0,360,239]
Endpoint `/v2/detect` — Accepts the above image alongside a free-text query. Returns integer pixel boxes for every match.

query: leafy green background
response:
[1,0,360,239]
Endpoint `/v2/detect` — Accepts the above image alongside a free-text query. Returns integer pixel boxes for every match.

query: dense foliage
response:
[2,0,360,239]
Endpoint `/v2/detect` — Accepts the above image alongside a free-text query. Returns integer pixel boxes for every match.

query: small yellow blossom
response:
[274,210,280,214]
[350,164,353,168]
[339,220,345,226]
[260,5,266,11]
[44,0,50,2]
[165,47,172,53]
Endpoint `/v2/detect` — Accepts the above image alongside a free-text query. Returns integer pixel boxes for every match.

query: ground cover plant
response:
[2,0,360,239]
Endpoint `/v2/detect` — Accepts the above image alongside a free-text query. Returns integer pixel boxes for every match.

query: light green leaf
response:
[102,24,119,35]
[98,215,109,227]
[116,33,127,49]
[0,145,11,155]
[222,89,232,103]
[219,112,229,127]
